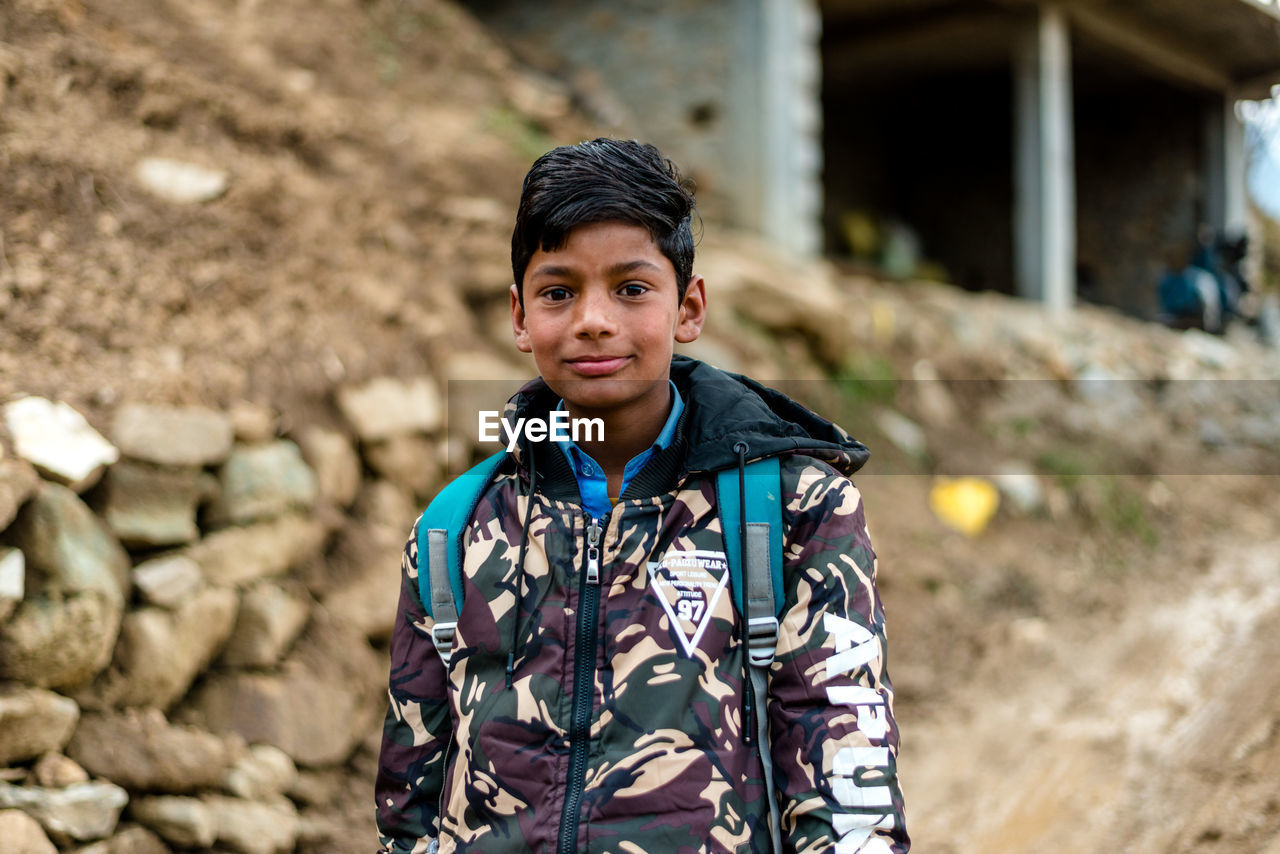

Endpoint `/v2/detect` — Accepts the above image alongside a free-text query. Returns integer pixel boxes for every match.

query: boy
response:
[375,139,908,853]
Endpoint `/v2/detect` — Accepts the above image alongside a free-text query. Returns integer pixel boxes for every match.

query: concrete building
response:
[475,0,1280,317]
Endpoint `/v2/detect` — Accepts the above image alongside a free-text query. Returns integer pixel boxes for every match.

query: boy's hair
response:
[511,138,697,303]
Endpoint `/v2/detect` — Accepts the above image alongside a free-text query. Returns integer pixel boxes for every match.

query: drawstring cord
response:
[733,441,756,748]
[506,448,537,689]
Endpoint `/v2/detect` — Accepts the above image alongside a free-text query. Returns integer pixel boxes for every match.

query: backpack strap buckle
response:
[431,621,457,665]
[747,615,778,668]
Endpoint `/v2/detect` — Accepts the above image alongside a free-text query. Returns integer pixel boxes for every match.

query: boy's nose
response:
[572,287,617,337]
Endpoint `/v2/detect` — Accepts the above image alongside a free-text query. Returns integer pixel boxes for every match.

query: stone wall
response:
[0,378,447,853]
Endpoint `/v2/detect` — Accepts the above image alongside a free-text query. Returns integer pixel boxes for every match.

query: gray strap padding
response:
[426,529,456,626]
[744,522,775,619]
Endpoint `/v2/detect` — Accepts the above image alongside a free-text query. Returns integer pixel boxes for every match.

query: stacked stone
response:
[0,380,443,852]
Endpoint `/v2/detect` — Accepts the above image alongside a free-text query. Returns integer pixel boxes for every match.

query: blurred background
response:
[1,1,1279,852]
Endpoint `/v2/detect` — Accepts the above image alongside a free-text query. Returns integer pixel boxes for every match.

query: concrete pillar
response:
[1204,92,1248,236]
[735,0,824,259]
[1013,5,1076,312]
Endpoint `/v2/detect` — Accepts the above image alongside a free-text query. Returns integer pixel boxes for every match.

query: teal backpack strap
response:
[716,455,784,854]
[415,451,506,664]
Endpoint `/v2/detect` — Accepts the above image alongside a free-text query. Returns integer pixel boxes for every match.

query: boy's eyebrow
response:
[527,259,665,280]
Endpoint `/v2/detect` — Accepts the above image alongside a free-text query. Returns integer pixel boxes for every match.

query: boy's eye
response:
[542,286,572,302]
[620,282,648,297]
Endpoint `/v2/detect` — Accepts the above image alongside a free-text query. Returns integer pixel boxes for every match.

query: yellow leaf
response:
[929,477,1000,537]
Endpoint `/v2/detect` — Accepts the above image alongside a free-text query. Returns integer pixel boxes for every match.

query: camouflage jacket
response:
[376,358,908,854]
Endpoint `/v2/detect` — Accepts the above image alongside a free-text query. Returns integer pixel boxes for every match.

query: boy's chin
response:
[550,378,663,416]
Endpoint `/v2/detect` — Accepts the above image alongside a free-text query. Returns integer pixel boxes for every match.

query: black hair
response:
[511,138,697,304]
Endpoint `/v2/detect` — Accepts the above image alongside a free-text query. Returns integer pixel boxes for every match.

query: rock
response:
[110,405,233,468]
[0,780,128,843]
[100,462,202,548]
[8,482,129,601]
[363,433,441,496]
[219,581,311,667]
[909,359,958,425]
[336,376,442,442]
[3,397,119,492]
[31,753,89,788]
[129,796,215,849]
[0,809,58,854]
[222,745,297,801]
[134,158,227,204]
[0,686,80,766]
[322,554,401,643]
[1,546,23,621]
[183,513,325,587]
[296,427,361,508]
[205,440,317,526]
[873,408,928,459]
[991,463,1045,514]
[90,586,238,710]
[186,618,382,767]
[228,402,276,443]
[0,592,122,689]
[0,456,40,531]
[130,556,203,609]
[70,824,170,854]
[204,795,298,854]
[66,710,234,794]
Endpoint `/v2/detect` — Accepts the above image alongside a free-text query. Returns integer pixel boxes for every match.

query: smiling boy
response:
[376,139,908,854]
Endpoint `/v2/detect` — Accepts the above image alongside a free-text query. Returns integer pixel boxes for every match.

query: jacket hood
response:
[502,355,869,479]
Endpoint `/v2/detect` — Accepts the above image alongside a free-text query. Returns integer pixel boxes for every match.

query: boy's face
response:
[511,221,706,418]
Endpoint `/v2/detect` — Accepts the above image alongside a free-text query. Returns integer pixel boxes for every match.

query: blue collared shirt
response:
[556,382,684,520]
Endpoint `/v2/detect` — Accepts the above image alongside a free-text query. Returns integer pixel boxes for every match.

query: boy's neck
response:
[566,381,672,489]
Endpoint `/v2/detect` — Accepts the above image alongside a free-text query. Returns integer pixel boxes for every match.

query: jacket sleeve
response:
[768,457,909,854]
[374,521,454,854]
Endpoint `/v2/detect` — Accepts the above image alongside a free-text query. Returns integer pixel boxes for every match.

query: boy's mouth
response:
[565,355,631,377]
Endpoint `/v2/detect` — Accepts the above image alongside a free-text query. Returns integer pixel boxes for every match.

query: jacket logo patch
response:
[647,550,729,657]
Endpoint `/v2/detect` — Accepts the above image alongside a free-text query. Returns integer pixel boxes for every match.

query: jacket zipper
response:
[558,514,604,854]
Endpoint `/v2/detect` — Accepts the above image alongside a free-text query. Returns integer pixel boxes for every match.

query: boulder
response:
[296,427,361,508]
[0,809,58,854]
[0,456,40,531]
[130,556,203,609]
[363,433,441,497]
[219,581,311,668]
[66,710,234,793]
[129,795,215,849]
[0,592,122,690]
[203,795,298,854]
[70,823,170,854]
[183,513,325,588]
[7,482,129,601]
[0,686,80,766]
[336,376,442,442]
[322,555,402,643]
[0,780,128,844]
[185,618,382,767]
[1,546,23,621]
[222,745,297,801]
[133,158,227,205]
[204,440,317,526]
[99,463,202,548]
[31,753,90,788]
[228,402,277,444]
[110,405,233,468]
[3,397,119,493]
[90,586,238,710]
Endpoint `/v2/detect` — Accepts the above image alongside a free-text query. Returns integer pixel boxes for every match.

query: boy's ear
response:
[510,283,533,353]
[674,274,707,344]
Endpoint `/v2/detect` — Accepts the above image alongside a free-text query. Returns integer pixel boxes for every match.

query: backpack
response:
[414,450,786,852]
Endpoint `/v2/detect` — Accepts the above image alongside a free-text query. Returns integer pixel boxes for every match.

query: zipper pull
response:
[585,519,602,585]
